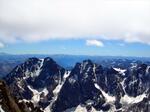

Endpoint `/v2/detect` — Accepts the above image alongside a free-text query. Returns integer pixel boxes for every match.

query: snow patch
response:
[44,71,70,112]
[64,104,101,112]
[23,69,30,79]
[94,83,116,103]
[128,79,138,86]
[53,71,70,100]
[130,63,137,69]
[94,83,100,90]
[31,59,44,77]
[120,78,127,94]
[93,64,97,82]
[42,88,49,96]
[63,71,71,79]
[27,85,48,105]
[87,67,91,72]
[83,61,89,70]
[44,106,51,112]
[53,84,63,99]
[64,105,87,112]
[146,66,150,74]
[68,75,78,84]
[19,99,30,103]
[17,81,25,91]
[74,105,87,112]
[113,68,126,76]
[85,100,94,105]
[28,85,41,104]
[0,105,5,112]
[23,59,44,79]
[120,93,147,104]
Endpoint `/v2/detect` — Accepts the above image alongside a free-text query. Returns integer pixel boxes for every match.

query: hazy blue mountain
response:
[0,53,150,77]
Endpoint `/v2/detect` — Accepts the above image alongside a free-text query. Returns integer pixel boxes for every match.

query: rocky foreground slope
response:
[0,57,149,112]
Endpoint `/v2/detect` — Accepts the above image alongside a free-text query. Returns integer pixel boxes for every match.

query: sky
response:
[0,0,150,56]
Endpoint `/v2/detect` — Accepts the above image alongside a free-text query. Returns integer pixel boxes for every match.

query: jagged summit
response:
[1,58,149,112]
[3,57,65,110]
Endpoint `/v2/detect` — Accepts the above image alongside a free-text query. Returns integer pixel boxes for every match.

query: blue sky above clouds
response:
[1,39,150,57]
[0,0,150,56]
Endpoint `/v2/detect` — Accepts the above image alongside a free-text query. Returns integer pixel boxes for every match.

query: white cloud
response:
[0,42,4,48]
[0,0,150,44]
[86,40,104,47]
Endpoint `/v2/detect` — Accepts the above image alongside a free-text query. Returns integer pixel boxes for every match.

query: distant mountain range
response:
[0,57,149,112]
[0,53,150,77]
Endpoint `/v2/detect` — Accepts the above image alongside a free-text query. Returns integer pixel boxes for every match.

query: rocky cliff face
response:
[51,60,150,112]
[1,57,150,112]
[0,80,22,112]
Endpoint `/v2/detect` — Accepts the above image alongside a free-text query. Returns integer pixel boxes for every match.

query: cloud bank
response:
[0,0,150,45]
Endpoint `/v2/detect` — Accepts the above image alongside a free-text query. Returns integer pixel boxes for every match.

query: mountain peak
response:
[2,58,150,112]
[44,57,55,62]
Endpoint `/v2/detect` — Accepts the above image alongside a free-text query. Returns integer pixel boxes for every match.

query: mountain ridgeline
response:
[0,57,150,112]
